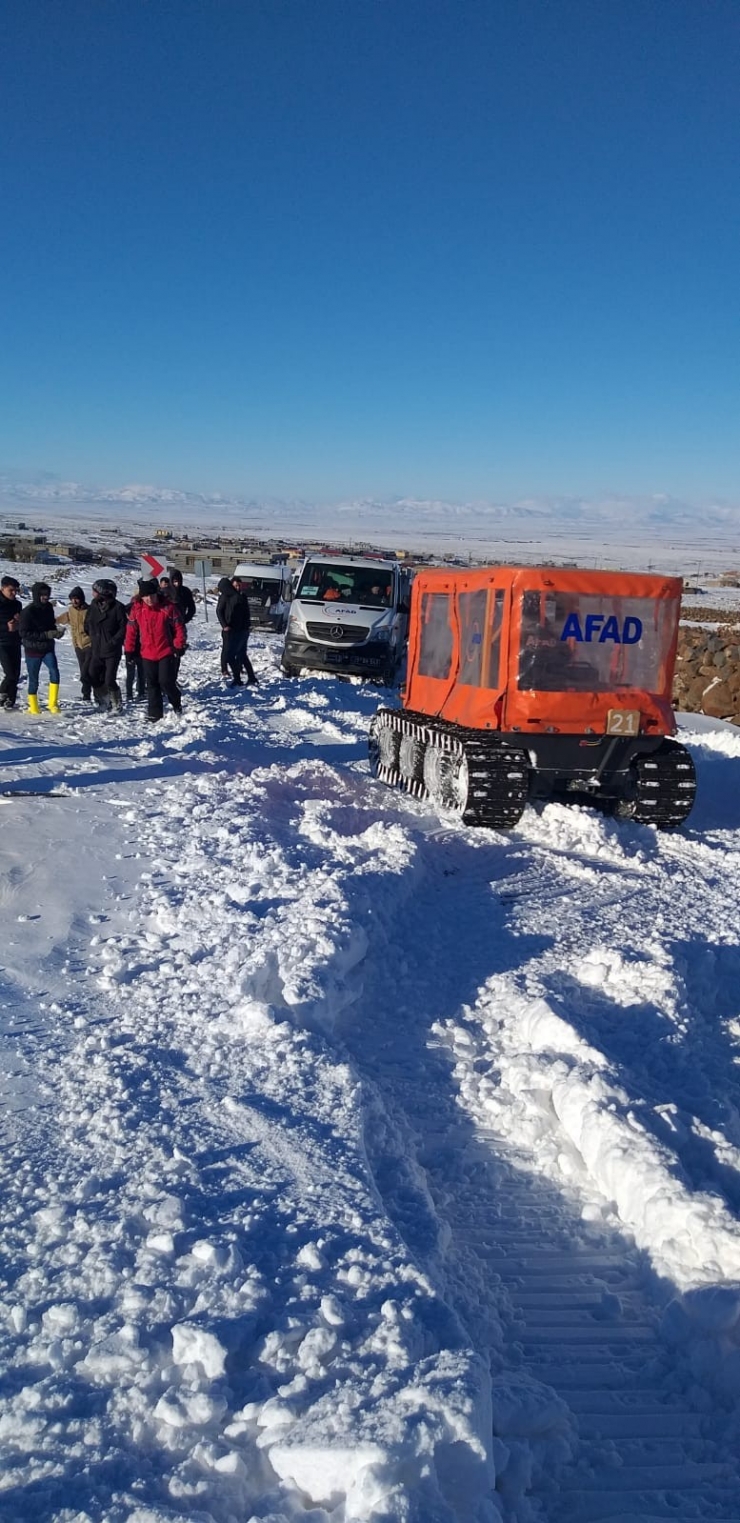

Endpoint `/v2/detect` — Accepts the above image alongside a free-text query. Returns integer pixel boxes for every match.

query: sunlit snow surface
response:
[1,581,740,1522]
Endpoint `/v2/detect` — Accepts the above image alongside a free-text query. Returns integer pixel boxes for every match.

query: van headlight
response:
[374,627,391,642]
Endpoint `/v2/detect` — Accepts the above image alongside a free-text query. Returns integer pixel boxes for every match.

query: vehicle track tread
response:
[369,707,529,828]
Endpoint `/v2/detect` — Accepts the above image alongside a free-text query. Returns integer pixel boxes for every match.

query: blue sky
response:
[1,0,739,502]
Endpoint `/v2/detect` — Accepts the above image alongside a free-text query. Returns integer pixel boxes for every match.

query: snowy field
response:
[3,480,740,573]
[2,573,740,1522]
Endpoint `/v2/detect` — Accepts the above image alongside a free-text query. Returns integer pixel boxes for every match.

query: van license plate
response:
[606,708,640,736]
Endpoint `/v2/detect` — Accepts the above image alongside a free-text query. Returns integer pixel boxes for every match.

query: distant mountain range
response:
[1,473,739,568]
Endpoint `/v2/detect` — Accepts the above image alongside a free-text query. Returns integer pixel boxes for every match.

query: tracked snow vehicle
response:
[369,566,696,830]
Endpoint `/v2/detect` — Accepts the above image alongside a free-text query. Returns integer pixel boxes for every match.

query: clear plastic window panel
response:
[457,590,487,686]
[457,589,505,688]
[418,592,453,679]
[517,592,677,692]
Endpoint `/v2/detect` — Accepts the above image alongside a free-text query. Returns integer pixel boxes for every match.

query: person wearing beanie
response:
[125,581,186,722]
[0,575,23,709]
[19,582,63,714]
[84,579,128,712]
[55,587,93,700]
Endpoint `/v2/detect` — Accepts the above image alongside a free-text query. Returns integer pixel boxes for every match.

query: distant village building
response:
[49,543,95,562]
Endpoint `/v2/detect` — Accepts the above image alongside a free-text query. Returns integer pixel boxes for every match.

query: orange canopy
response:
[404,566,681,737]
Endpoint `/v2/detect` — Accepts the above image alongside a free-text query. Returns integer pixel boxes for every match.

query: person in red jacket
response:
[125,579,186,722]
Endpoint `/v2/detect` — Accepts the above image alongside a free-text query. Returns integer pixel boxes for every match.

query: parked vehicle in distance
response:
[232,563,292,632]
[281,555,411,682]
[369,565,696,829]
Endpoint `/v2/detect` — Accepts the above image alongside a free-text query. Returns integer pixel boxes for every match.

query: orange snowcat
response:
[369,566,696,830]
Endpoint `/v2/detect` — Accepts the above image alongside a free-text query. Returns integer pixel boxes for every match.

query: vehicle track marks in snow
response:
[335,801,740,1518]
[2,616,740,1521]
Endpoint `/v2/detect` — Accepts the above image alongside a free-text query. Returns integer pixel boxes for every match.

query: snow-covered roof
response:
[298,553,399,570]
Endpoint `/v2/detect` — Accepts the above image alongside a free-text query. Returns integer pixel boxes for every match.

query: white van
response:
[232,563,292,632]
[281,554,411,682]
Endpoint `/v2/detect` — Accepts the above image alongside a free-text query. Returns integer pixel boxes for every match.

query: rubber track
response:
[369,707,529,829]
[622,739,697,827]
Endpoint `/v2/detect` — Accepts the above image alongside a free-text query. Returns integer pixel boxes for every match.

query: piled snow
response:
[0,568,739,1518]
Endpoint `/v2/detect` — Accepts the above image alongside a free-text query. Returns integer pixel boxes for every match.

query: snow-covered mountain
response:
[2,472,740,568]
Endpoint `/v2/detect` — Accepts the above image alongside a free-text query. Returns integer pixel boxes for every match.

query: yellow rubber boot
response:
[27,693,40,715]
[48,683,60,714]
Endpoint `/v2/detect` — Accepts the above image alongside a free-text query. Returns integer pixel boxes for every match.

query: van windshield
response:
[297,564,394,607]
[239,576,284,603]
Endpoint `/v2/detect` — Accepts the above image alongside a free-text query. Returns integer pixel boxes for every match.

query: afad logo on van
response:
[560,613,643,645]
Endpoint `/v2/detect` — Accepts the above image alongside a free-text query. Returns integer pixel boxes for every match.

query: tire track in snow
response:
[2,629,740,1521]
[336,801,740,1520]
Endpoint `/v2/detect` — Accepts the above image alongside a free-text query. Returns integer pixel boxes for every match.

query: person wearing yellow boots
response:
[19,582,64,713]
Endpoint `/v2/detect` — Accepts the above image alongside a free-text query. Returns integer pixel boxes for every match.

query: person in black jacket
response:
[216,575,258,686]
[169,569,196,624]
[20,582,62,713]
[84,579,128,711]
[166,569,196,679]
[0,575,23,708]
[216,576,232,676]
[124,588,147,702]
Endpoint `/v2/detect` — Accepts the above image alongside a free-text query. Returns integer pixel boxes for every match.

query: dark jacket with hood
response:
[20,584,57,655]
[216,581,251,633]
[84,595,128,658]
[170,575,196,624]
[216,578,232,629]
[0,591,23,644]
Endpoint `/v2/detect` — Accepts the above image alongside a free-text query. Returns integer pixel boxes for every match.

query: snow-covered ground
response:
[2,573,740,1522]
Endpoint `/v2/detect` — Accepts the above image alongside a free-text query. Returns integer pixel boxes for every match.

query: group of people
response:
[0,568,198,723]
[0,568,260,721]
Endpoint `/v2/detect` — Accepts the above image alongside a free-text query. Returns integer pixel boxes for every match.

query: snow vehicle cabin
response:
[281,554,411,682]
[369,565,697,829]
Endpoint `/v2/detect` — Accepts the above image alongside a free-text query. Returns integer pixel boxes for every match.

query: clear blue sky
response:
[1,0,739,502]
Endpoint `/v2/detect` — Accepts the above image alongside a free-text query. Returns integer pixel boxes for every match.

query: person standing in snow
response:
[55,587,93,701]
[215,576,233,676]
[169,569,196,625]
[0,575,23,709]
[216,575,258,686]
[84,579,128,711]
[123,587,147,702]
[167,569,196,679]
[125,579,186,722]
[20,582,63,714]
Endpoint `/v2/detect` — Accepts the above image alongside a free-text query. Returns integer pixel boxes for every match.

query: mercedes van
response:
[281,555,411,681]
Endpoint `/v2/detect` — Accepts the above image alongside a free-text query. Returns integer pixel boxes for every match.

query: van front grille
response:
[305,622,370,645]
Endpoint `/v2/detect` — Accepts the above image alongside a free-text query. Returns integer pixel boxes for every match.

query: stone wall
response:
[673,620,740,725]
